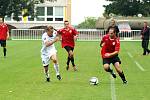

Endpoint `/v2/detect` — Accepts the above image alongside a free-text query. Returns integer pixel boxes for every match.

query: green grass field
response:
[0,41,150,100]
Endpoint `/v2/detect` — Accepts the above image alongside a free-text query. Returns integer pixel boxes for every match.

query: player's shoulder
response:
[103,34,109,38]
[42,32,48,38]
[1,23,8,27]
[115,37,120,43]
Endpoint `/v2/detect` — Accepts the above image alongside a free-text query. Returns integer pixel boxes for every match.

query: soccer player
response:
[57,20,79,71]
[106,19,119,35]
[41,26,62,82]
[141,21,150,55]
[0,17,9,57]
[100,27,127,84]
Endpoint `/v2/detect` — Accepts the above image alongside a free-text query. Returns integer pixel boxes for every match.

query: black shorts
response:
[103,55,121,65]
[0,40,6,47]
[64,46,74,52]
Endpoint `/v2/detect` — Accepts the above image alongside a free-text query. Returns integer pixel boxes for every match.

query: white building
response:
[5,0,71,29]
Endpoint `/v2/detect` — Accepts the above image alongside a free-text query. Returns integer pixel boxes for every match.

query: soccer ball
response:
[89,77,99,85]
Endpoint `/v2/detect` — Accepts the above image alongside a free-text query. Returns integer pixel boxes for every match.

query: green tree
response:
[0,0,43,21]
[77,17,97,29]
[104,0,150,17]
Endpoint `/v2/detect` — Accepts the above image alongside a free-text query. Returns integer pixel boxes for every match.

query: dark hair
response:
[109,27,119,37]
[45,26,53,32]
[64,20,69,23]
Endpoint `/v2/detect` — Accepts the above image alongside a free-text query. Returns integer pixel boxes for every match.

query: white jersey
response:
[41,32,57,57]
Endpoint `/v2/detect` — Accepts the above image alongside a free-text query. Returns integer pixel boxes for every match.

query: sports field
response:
[0,41,150,100]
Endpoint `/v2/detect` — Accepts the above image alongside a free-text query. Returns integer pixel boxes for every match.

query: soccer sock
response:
[119,71,126,81]
[107,67,113,73]
[70,57,75,66]
[67,57,71,65]
[45,70,49,78]
[44,65,49,78]
[3,48,6,56]
[54,63,59,75]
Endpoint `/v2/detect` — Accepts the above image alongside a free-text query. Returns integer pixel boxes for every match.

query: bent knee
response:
[103,64,110,72]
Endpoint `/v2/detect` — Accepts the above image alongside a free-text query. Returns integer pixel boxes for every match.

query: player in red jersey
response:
[0,17,9,57]
[100,27,127,84]
[58,20,78,71]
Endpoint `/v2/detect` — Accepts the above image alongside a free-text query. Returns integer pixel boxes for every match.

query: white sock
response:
[54,63,59,76]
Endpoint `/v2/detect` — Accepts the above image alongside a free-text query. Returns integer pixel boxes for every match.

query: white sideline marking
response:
[127,52,145,71]
[134,61,145,71]
[111,77,116,100]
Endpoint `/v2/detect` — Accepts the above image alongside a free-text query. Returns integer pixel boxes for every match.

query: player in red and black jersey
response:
[58,20,79,71]
[100,27,127,84]
[0,17,9,57]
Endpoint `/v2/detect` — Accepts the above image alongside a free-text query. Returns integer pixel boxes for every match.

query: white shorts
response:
[41,50,57,66]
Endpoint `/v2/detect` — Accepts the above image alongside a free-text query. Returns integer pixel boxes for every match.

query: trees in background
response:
[104,0,150,17]
[77,17,97,29]
[0,0,43,21]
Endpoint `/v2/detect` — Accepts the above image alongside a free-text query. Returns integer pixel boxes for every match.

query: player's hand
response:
[7,36,9,40]
[141,35,143,39]
[55,36,59,41]
[101,43,105,47]
[74,35,78,41]
[105,53,110,57]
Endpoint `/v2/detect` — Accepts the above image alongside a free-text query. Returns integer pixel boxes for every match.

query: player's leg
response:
[145,40,150,54]
[103,58,116,78]
[68,49,77,71]
[42,56,50,82]
[1,40,7,57]
[43,65,50,82]
[51,54,62,80]
[64,46,71,70]
[113,57,127,84]
[142,40,146,55]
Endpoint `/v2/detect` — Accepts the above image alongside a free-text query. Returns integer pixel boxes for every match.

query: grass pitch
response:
[0,41,150,100]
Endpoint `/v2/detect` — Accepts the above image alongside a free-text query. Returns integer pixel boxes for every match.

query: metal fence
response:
[11,29,142,41]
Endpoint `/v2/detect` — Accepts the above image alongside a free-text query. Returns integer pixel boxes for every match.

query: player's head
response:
[45,26,54,36]
[64,20,69,28]
[0,17,3,24]
[144,21,148,27]
[110,19,116,26]
[108,27,116,38]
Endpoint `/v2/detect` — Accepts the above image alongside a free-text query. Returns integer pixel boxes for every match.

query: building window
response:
[4,16,11,21]
[55,7,63,16]
[55,18,63,21]
[47,7,53,16]
[36,7,45,16]
[47,18,53,21]
[36,17,45,21]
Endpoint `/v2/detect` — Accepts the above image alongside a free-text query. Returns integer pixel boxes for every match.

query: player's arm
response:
[105,51,119,57]
[7,31,9,40]
[6,26,9,39]
[100,36,105,47]
[73,28,79,40]
[45,37,59,47]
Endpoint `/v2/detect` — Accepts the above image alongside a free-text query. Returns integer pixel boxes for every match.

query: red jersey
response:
[0,23,9,40]
[58,26,78,48]
[101,34,120,58]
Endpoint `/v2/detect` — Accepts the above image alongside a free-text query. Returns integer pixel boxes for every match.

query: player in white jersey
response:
[41,26,62,82]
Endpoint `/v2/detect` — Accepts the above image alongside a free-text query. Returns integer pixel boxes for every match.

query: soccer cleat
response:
[66,65,69,70]
[57,75,62,80]
[110,71,116,78]
[46,77,50,82]
[123,80,127,84]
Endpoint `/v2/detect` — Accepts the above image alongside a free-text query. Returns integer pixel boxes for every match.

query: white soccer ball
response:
[89,77,99,85]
